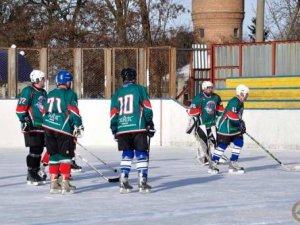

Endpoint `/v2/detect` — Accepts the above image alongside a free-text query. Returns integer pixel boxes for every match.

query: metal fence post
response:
[104,48,112,98]
[272,42,276,76]
[73,48,82,97]
[169,47,177,98]
[8,47,17,98]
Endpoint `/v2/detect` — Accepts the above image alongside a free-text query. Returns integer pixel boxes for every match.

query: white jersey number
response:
[47,97,62,113]
[118,94,134,115]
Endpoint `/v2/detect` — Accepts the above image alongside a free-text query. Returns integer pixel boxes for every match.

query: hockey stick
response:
[75,152,120,183]
[76,141,118,173]
[147,137,151,166]
[246,132,300,172]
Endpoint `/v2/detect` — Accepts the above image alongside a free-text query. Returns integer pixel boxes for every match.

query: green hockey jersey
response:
[42,88,83,136]
[217,96,244,136]
[188,92,224,128]
[16,85,47,132]
[110,83,154,135]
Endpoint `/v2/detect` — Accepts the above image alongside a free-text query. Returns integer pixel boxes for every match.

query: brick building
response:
[192,0,245,43]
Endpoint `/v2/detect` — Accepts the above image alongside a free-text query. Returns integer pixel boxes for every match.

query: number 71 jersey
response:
[110,83,153,135]
[42,88,83,136]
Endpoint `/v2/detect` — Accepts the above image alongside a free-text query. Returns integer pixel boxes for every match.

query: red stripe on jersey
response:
[217,105,224,112]
[188,108,201,116]
[41,107,46,115]
[68,105,80,116]
[16,105,28,113]
[110,107,118,118]
[143,100,152,109]
[226,111,239,120]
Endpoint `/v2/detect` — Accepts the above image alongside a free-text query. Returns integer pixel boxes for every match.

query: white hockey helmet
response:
[236,84,250,96]
[202,81,213,90]
[30,70,45,83]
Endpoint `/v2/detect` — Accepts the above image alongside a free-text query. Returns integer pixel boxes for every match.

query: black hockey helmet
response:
[121,68,137,82]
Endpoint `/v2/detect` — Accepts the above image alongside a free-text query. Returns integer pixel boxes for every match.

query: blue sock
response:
[135,150,149,178]
[230,137,244,161]
[212,143,228,161]
[120,150,134,177]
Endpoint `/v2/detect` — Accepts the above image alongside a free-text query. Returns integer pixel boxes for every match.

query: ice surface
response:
[1,146,300,225]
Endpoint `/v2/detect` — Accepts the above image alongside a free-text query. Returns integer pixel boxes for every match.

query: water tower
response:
[192,0,245,43]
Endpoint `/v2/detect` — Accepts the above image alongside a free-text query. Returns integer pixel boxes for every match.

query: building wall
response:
[192,0,245,43]
[1,99,300,150]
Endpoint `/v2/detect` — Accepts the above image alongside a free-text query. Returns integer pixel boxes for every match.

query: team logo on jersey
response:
[36,96,45,113]
[119,115,134,124]
[204,101,216,115]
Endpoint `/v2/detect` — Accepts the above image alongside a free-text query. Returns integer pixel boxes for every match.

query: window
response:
[234,28,239,38]
[200,28,205,38]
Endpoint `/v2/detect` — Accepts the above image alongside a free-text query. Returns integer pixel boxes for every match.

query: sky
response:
[172,0,258,38]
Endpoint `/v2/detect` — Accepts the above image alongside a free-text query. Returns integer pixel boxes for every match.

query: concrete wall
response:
[1,99,300,150]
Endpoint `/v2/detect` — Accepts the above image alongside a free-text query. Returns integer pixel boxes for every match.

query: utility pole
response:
[256,0,265,42]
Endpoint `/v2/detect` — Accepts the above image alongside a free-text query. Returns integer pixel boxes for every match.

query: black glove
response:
[147,125,156,138]
[239,120,246,134]
[21,116,33,132]
[113,133,118,142]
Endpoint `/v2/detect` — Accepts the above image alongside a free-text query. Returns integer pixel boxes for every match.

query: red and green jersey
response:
[217,96,244,136]
[42,88,83,136]
[188,92,224,128]
[110,83,153,135]
[16,85,47,132]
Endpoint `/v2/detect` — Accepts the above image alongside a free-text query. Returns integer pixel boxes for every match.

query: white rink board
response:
[1,99,299,149]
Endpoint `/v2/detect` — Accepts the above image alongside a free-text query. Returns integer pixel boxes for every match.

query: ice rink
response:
[1,146,300,225]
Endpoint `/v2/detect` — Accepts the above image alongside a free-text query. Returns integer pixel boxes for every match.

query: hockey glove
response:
[113,133,118,142]
[239,120,246,134]
[21,116,33,132]
[147,125,156,138]
[73,125,84,138]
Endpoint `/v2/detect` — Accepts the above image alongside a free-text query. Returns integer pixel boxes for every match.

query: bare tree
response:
[266,0,300,40]
[0,0,188,47]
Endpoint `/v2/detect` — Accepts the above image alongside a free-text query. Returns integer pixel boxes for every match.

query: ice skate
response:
[208,161,219,175]
[228,161,245,174]
[50,179,61,194]
[119,175,133,194]
[71,159,82,172]
[38,163,48,181]
[27,169,46,186]
[138,176,151,193]
[61,179,76,194]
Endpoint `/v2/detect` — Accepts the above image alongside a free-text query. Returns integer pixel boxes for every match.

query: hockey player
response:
[16,70,47,185]
[110,68,155,193]
[209,84,249,175]
[42,70,84,194]
[187,81,224,164]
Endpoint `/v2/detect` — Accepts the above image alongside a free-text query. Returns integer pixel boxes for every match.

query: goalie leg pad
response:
[135,150,149,178]
[186,117,197,134]
[196,125,208,146]
[121,150,134,177]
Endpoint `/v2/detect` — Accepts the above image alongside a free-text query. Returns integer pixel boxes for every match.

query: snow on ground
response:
[1,146,300,225]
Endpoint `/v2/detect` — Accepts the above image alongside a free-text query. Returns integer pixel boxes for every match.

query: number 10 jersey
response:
[110,83,154,135]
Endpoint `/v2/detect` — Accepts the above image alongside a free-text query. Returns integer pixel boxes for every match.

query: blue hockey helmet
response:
[55,70,73,85]
[121,68,137,82]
